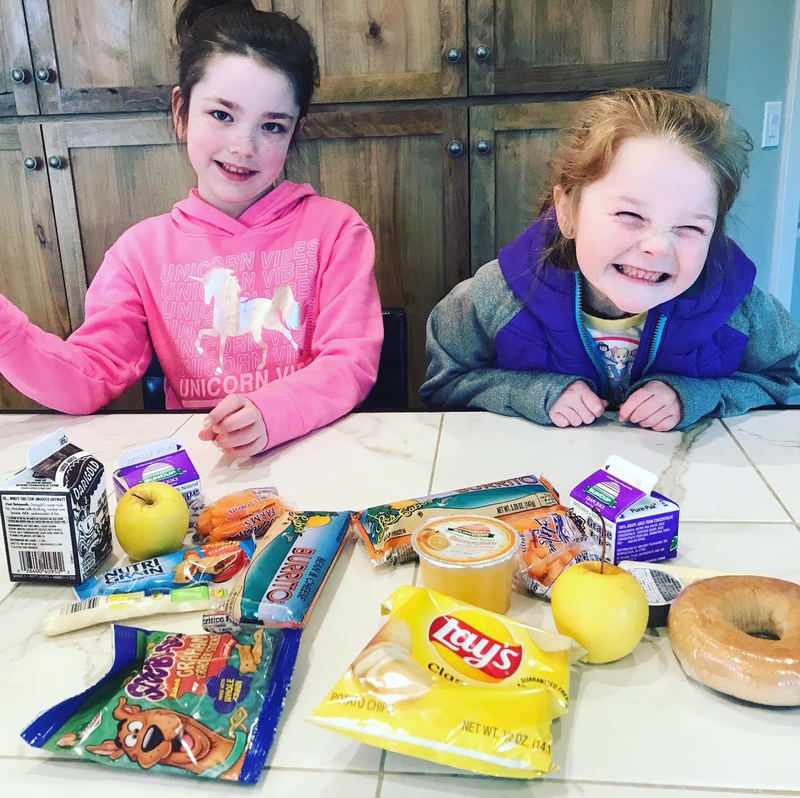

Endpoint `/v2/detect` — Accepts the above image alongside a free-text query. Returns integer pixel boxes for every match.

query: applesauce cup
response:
[411,514,520,614]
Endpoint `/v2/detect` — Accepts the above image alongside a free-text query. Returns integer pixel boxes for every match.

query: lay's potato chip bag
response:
[309,586,574,778]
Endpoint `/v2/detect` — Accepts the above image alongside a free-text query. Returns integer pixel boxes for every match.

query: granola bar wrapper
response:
[309,585,574,779]
[21,624,300,783]
[353,475,562,566]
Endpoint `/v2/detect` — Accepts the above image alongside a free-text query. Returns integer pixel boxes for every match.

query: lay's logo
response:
[428,613,522,680]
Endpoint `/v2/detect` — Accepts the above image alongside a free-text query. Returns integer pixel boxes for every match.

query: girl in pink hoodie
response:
[0,0,382,456]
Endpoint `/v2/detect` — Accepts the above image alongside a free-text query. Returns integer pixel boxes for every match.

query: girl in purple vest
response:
[421,88,800,430]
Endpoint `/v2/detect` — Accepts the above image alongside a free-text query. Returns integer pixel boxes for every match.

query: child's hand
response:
[549,381,608,427]
[198,395,268,457]
[618,381,681,431]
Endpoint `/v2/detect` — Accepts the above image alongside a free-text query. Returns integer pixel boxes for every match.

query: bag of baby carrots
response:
[195,487,288,543]
[508,507,600,598]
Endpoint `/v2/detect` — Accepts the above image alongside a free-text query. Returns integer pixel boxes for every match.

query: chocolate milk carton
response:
[0,429,111,584]
[569,455,679,564]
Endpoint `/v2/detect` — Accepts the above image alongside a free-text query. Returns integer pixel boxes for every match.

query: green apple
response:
[550,560,649,664]
[114,482,190,561]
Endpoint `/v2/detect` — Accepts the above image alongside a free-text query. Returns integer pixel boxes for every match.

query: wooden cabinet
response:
[292,105,470,400]
[0,121,68,408]
[0,0,711,409]
[467,0,705,95]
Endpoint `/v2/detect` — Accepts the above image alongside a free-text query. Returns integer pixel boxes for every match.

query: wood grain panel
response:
[1,0,39,114]
[25,0,178,113]
[470,101,584,273]
[290,106,469,404]
[472,0,706,96]
[0,122,69,409]
[278,0,467,102]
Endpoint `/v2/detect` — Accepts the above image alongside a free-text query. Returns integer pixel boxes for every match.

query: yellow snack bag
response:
[309,586,574,779]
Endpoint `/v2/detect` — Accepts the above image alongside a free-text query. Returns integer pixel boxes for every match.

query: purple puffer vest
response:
[495,213,756,390]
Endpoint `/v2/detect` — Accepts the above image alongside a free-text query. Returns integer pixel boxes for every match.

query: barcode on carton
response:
[18,550,66,574]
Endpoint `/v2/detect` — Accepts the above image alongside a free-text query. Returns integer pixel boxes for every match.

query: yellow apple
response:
[114,482,190,561]
[550,560,649,664]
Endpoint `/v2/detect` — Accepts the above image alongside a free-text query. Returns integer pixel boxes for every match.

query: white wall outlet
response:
[761,101,782,148]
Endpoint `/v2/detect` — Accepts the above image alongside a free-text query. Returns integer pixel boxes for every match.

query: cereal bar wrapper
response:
[206,510,350,629]
[309,585,573,779]
[354,475,562,566]
[22,624,300,783]
[74,539,256,600]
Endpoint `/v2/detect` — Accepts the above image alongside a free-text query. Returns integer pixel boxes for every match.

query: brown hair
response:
[173,0,319,148]
[541,88,753,270]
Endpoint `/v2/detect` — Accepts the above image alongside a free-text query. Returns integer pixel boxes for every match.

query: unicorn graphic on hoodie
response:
[193,268,301,375]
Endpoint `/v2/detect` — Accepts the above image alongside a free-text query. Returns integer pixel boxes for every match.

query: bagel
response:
[667,575,800,706]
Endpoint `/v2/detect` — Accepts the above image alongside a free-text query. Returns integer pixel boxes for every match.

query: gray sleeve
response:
[636,285,800,428]
[419,260,578,425]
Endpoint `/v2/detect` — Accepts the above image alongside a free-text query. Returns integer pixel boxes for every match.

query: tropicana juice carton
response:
[569,455,679,564]
[0,429,111,584]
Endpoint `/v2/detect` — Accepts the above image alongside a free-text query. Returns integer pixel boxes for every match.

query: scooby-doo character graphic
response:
[85,630,265,779]
[86,696,248,779]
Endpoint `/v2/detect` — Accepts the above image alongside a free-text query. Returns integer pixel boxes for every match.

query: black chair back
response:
[141,306,409,411]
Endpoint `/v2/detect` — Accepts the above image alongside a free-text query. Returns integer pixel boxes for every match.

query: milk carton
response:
[569,455,679,564]
[0,429,111,584]
[112,437,202,513]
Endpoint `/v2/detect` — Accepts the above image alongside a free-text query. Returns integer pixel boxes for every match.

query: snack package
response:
[205,510,350,629]
[195,487,287,542]
[43,585,229,636]
[353,475,561,566]
[512,509,600,599]
[74,539,255,600]
[309,585,574,779]
[22,623,300,783]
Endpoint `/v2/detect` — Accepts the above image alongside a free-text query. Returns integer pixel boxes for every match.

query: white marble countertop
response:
[0,409,798,797]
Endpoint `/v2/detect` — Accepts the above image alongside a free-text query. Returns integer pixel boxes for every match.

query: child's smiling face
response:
[174,53,300,218]
[554,136,719,317]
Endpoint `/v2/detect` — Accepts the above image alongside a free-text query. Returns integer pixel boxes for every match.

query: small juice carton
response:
[0,429,111,584]
[112,436,202,513]
[569,455,679,564]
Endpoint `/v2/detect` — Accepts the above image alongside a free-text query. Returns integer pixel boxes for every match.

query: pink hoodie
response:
[0,181,382,450]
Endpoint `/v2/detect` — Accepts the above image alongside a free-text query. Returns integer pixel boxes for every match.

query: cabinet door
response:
[278,0,467,101]
[0,0,39,114]
[41,115,196,409]
[289,106,470,404]
[469,0,709,95]
[0,122,69,409]
[23,0,177,114]
[469,101,583,273]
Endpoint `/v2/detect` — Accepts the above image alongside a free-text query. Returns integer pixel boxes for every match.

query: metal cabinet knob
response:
[10,67,29,84]
[475,139,491,154]
[47,155,64,169]
[35,66,55,83]
[446,140,464,157]
[445,47,462,63]
[473,44,490,61]
[24,156,41,171]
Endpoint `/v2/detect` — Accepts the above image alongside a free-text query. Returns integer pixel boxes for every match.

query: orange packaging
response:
[411,515,520,613]
[309,585,575,779]
[195,487,287,542]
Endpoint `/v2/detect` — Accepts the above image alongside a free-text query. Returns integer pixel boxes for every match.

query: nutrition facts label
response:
[1,492,74,577]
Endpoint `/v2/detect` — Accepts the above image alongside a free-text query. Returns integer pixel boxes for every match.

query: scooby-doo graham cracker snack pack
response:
[22,623,300,783]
